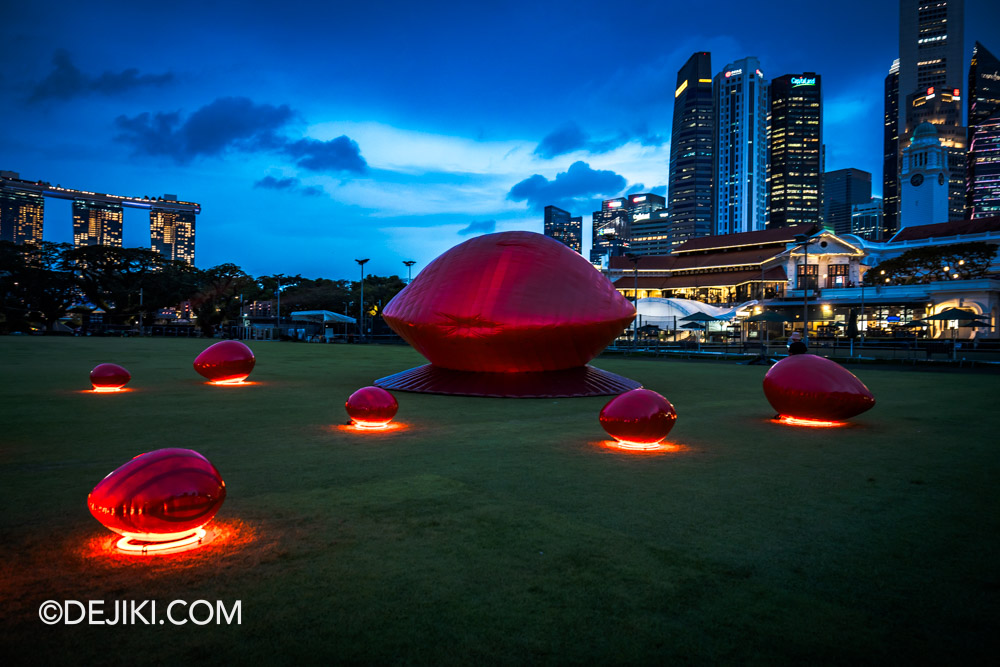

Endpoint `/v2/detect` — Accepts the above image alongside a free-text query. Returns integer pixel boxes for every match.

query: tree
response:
[189,263,255,336]
[870,242,995,285]
[67,245,200,325]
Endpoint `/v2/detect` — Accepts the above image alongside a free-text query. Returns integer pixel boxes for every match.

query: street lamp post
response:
[355,258,369,341]
[403,260,416,284]
[625,252,640,349]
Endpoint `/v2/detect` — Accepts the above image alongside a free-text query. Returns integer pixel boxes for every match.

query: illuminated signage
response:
[698,78,712,83]
[886,316,901,323]
[756,69,763,77]
[953,88,960,96]
[983,72,1000,82]
[791,76,816,87]
[608,200,623,208]
[724,69,743,78]
[632,195,646,203]
[927,87,934,95]
[675,80,688,97]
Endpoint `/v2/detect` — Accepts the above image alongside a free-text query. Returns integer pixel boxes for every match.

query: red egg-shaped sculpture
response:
[194,340,255,383]
[763,354,875,422]
[345,386,399,428]
[90,363,131,391]
[88,448,226,549]
[600,388,678,446]
[376,231,640,397]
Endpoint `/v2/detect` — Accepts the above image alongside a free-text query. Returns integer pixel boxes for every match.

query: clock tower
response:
[900,122,950,229]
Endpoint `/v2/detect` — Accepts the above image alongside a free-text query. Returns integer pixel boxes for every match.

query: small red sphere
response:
[599,388,677,445]
[345,386,399,428]
[763,354,875,421]
[90,363,131,390]
[87,448,226,542]
[194,340,256,383]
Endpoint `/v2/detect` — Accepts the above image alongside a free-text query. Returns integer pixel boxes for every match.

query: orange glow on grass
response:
[116,528,209,555]
[81,387,133,394]
[336,422,408,434]
[774,415,847,428]
[596,440,690,455]
[207,378,258,386]
[82,520,254,562]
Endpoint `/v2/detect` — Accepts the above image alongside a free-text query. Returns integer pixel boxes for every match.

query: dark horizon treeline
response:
[0,241,406,336]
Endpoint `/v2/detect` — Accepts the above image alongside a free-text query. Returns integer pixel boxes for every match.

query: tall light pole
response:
[403,260,416,284]
[625,252,640,348]
[794,234,815,345]
[355,258,369,341]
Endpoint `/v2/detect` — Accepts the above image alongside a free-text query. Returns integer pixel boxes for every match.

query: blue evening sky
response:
[2,1,997,280]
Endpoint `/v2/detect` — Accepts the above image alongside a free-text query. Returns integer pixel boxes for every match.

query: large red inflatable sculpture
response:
[376,231,639,397]
[194,340,256,384]
[88,448,226,554]
[763,354,875,425]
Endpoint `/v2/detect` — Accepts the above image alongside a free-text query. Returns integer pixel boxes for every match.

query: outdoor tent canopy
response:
[289,310,357,324]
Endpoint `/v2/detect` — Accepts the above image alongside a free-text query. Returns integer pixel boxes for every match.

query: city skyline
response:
[2,0,998,279]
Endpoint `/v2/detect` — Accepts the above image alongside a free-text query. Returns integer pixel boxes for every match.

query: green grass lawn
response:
[1,337,998,664]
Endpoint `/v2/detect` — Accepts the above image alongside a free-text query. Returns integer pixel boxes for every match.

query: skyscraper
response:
[713,57,768,236]
[667,52,714,247]
[590,197,629,262]
[589,194,666,262]
[823,169,872,235]
[151,205,196,263]
[968,41,1000,218]
[851,199,884,241]
[0,174,44,244]
[897,0,965,217]
[768,73,823,229]
[882,59,901,236]
[622,193,667,256]
[73,199,123,248]
[543,205,582,253]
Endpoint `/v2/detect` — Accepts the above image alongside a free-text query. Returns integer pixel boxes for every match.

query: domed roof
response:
[913,122,938,139]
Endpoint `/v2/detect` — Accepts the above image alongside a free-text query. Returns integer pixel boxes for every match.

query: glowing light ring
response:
[90,362,131,390]
[92,386,125,393]
[611,440,664,451]
[345,386,399,428]
[775,415,846,428]
[352,421,390,430]
[209,378,249,385]
[116,528,207,555]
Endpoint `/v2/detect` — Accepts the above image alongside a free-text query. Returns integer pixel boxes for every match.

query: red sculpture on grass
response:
[763,354,875,425]
[600,388,678,448]
[377,231,639,397]
[90,363,131,392]
[88,448,226,553]
[345,386,399,428]
[194,340,256,384]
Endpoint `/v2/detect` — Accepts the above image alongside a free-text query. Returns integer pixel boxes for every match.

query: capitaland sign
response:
[791,76,816,87]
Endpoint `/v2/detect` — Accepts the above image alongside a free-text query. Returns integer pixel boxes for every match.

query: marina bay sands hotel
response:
[0,170,201,264]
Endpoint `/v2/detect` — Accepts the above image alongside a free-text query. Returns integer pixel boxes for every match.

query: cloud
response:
[115,97,295,162]
[533,122,632,159]
[283,136,367,174]
[254,175,325,197]
[457,219,496,236]
[534,123,589,158]
[507,161,627,212]
[28,49,174,103]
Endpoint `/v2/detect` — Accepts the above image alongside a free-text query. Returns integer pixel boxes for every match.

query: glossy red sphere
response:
[382,231,635,373]
[88,448,226,541]
[193,340,255,383]
[90,363,131,390]
[763,354,876,421]
[345,386,399,427]
[599,389,678,445]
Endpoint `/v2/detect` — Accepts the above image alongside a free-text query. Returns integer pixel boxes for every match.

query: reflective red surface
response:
[599,388,678,445]
[375,363,640,398]
[88,448,226,541]
[90,363,131,390]
[382,231,635,373]
[193,340,256,383]
[345,386,399,427]
[763,354,876,421]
